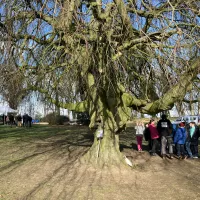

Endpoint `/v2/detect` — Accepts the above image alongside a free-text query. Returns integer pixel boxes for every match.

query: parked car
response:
[172,115,200,125]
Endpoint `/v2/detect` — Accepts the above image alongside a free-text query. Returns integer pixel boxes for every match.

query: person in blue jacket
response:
[174,122,186,159]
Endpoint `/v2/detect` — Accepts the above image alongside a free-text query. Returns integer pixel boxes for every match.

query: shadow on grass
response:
[1,125,200,200]
[0,126,141,180]
[0,125,94,174]
[0,124,93,140]
[119,127,150,152]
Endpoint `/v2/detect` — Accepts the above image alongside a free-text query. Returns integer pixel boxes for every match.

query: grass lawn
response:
[0,124,200,200]
[0,124,92,170]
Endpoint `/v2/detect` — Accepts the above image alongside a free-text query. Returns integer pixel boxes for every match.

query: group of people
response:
[5,114,32,128]
[135,114,199,159]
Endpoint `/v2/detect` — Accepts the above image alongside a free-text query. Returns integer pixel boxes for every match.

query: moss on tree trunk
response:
[82,124,126,167]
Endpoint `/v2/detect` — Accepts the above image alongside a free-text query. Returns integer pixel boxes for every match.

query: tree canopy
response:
[1,0,200,165]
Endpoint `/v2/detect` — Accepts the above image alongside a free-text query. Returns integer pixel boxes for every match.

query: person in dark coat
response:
[16,114,22,127]
[28,115,32,127]
[185,123,193,159]
[9,114,14,127]
[23,114,29,128]
[189,122,199,158]
[157,114,173,159]
[144,123,152,151]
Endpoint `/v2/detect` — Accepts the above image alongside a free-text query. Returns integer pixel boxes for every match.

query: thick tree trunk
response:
[82,121,127,167]
[81,74,132,167]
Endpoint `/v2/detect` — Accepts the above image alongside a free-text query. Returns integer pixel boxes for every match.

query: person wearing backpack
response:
[157,114,173,159]
[174,122,186,160]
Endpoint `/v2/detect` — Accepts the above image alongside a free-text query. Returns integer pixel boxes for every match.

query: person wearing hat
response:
[174,122,186,159]
[157,114,173,159]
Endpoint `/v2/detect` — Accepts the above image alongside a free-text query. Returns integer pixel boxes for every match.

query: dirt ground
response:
[0,125,200,200]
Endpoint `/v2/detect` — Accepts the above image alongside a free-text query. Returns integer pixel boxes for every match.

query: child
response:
[144,123,152,151]
[148,119,160,156]
[135,121,145,151]
[174,122,186,159]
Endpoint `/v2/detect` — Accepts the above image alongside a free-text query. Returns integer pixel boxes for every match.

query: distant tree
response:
[0,2,28,109]
[35,112,43,120]
[0,46,28,109]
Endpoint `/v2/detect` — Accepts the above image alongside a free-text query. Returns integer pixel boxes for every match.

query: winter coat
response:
[148,124,159,139]
[9,115,14,122]
[174,127,186,145]
[190,126,199,145]
[144,127,151,141]
[157,119,172,137]
[16,115,22,121]
[135,125,145,136]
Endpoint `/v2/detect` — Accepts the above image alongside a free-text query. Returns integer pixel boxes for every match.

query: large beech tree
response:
[1,0,200,165]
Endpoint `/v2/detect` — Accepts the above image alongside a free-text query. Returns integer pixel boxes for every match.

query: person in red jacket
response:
[148,119,160,156]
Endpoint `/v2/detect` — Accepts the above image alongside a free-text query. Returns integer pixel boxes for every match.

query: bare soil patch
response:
[0,125,200,200]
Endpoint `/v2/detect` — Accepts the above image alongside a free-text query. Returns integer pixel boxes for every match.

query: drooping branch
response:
[140,58,200,114]
[7,11,56,26]
[12,33,56,45]
[122,93,148,109]
[30,86,88,113]
[183,99,199,103]
[1,0,200,122]
[114,0,134,33]
[112,30,177,60]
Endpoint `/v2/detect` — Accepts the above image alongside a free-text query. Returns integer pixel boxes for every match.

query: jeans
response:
[176,144,184,157]
[185,141,193,157]
[191,145,198,157]
[148,139,152,151]
[161,136,173,155]
[152,139,159,153]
